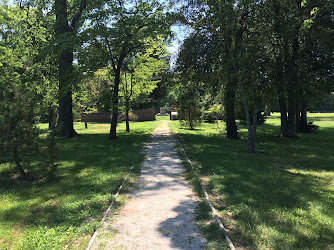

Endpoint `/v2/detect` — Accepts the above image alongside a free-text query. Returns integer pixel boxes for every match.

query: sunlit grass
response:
[0,120,157,249]
[170,113,334,249]
[156,115,170,121]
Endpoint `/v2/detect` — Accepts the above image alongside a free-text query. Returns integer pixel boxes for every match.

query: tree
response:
[81,0,173,139]
[260,0,334,137]
[54,0,87,138]
[178,1,264,152]
[177,81,202,130]
[0,3,53,179]
[120,43,168,132]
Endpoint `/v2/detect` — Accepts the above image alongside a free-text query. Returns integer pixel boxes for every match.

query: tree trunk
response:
[125,98,130,132]
[84,114,88,129]
[287,14,300,138]
[300,103,307,132]
[58,77,77,138]
[279,97,288,137]
[13,147,30,180]
[295,103,301,133]
[55,0,78,139]
[188,108,194,130]
[48,107,56,130]
[223,28,254,152]
[287,91,297,138]
[247,106,257,154]
[109,69,121,140]
[264,105,271,116]
[224,79,239,139]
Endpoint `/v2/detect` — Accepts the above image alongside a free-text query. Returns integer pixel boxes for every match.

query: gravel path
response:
[91,120,206,249]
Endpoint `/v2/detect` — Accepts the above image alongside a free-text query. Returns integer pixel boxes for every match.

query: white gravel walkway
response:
[91,120,206,249]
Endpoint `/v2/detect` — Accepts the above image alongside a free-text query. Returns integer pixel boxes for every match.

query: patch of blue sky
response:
[168,24,192,69]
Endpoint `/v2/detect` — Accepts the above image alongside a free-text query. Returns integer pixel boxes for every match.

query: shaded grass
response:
[0,121,156,249]
[169,113,334,249]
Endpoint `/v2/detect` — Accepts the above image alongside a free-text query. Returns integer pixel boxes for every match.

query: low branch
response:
[70,0,87,30]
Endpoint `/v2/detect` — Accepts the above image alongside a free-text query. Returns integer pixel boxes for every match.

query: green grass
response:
[0,121,157,249]
[156,115,171,121]
[170,113,334,249]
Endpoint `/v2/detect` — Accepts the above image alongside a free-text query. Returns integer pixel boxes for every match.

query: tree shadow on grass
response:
[176,125,334,249]
[0,130,151,238]
[178,127,205,132]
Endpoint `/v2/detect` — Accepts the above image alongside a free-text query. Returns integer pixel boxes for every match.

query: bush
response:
[202,112,217,123]
[0,78,59,180]
[0,82,41,180]
[177,85,202,129]
[203,104,224,123]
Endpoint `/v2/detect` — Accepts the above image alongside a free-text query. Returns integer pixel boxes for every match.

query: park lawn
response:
[170,113,334,249]
[0,120,157,249]
[156,115,171,121]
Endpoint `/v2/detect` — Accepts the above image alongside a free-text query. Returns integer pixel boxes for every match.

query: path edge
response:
[86,124,157,250]
[172,132,236,250]
[86,166,133,250]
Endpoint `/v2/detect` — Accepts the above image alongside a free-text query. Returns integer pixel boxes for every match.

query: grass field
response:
[170,113,334,249]
[0,121,157,249]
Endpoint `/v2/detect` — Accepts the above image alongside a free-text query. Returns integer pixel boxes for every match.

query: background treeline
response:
[173,0,334,153]
[0,0,174,179]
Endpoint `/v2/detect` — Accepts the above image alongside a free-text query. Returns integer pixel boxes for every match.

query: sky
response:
[167,24,192,68]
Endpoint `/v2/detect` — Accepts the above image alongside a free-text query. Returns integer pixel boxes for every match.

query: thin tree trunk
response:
[189,109,193,130]
[125,98,130,132]
[248,106,257,154]
[264,105,271,116]
[224,37,255,153]
[48,107,56,130]
[13,147,29,180]
[109,68,121,140]
[279,97,288,137]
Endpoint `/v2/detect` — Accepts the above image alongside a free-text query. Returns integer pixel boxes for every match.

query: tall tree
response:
[81,0,172,139]
[180,0,264,152]
[120,43,168,132]
[54,0,87,138]
[262,0,334,137]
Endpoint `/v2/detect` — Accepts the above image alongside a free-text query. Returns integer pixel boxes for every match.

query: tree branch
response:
[70,0,87,30]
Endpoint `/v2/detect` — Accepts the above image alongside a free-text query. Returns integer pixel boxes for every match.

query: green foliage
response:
[42,129,61,180]
[76,67,114,112]
[80,0,173,72]
[204,103,224,125]
[0,23,40,178]
[120,41,169,106]
[0,2,60,179]
[177,82,202,130]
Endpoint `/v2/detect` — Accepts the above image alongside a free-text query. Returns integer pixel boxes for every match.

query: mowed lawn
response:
[0,121,157,249]
[170,113,334,249]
